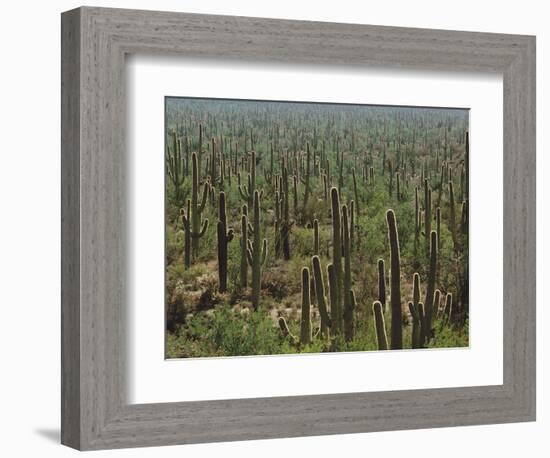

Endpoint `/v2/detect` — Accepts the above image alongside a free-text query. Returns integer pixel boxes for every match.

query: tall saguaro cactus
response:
[240,214,248,289]
[182,152,209,261]
[449,180,457,251]
[216,191,234,293]
[386,209,403,350]
[313,219,320,255]
[312,255,331,337]
[281,164,293,260]
[342,204,354,341]
[424,178,432,255]
[302,142,311,211]
[300,267,312,345]
[424,230,438,344]
[330,187,343,335]
[246,190,268,310]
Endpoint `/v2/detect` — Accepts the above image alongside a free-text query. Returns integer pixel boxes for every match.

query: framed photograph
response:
[61,7,536,450]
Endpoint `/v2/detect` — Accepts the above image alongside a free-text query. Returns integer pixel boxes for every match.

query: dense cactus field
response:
[165,98,469,358]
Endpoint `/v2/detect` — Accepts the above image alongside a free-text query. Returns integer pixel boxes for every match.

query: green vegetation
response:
[165,98,469,358]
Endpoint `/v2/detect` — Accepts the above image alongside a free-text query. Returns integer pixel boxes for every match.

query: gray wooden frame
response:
[61,6,536,451]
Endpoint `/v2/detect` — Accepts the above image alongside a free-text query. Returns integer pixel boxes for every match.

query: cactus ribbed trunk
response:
[240,214,248,289]
[182,199,191,268]
[377,259,386,312]
[303,142,311,211]
[182,153,209,262]
[342,205,354,341]
[246,190,267,310]
[300,267,312,345]
[424,230,438,344]
[313,219,320,255]
[410,272,424,348]
[449,181,457,251]
[312,255,331,337]
[373,301,388,350]
[386,209,402,350]
[424,179,432,255]
[330,187,343,335]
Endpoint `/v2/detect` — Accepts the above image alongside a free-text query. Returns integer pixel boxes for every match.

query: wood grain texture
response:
[61,6,536,450]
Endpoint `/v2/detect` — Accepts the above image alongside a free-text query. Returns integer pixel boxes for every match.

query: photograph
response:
[164,97,470,358]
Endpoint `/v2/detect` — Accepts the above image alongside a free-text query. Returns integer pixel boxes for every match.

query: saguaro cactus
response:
[408,301,420,349]
[302,142,311,211]
[180,200,191,268]
[342,204,354,341]
[246,190,268,310]
[300,267,312,345]
[373,301,388,350]
[281,164,293,260]
[423,178,432,255]
[443,292,453,324]
[313,219,320,255]
[197,123,204,177]
[330,187,343,335]
[239,214,248,289]
[449,181,457,251]
[424,230,438,343]
[377,259,386,312]
[414,186,420,256]
[216,191,234,293]
[182,152,209,261]
[312,255,331,337]
[166,131,185,203]
[274,190,283,258]
[409,272,425,348]
[386,209,402,350]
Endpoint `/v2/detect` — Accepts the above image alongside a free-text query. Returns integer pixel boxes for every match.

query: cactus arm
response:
[190,219,209,238]
[181,213,190,232]
[198,219,209,237]
[433,289,441,319]
[444,292,453,324]
[199,182,209,212]
[238,183,250,202]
